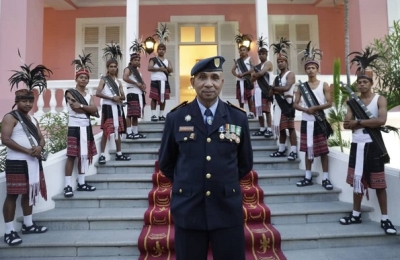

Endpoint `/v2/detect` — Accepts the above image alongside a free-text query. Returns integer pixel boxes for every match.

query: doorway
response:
[178,45,218,102]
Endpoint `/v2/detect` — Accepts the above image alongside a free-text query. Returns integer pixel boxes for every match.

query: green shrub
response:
[39,112,68,154]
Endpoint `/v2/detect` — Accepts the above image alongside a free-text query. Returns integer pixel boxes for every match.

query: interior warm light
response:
[144,36,156,54]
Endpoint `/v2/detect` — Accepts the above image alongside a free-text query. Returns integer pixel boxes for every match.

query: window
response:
[269,15,319,75]
[179,24,217,44]
[76,18,125,79]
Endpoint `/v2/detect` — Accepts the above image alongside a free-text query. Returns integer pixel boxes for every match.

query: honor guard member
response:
[339,48,397,235]
[159,56,253,260]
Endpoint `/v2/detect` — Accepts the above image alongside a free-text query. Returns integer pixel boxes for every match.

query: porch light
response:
[144,36,156,54]
[236,34,253,50]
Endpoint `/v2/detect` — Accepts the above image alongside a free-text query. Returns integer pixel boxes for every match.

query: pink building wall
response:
[0,0,44,118]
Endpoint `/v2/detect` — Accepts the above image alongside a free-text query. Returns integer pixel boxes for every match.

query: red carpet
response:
[138,161,286,260]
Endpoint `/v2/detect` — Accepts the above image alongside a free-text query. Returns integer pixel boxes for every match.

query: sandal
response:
[4,231,22,246]
[133,133,147,139]
[322,179,333,190]
[270,149,286,157]
[264,130,273,138]
[339,213,362,225]
[126,133,135,140]
[21,222,48,234]
[296,177,313,187]
[287,151,298,161]
[98,155,106,165]
[252,130,265,136]
[115,154,131,161]
[77,182,96,192]
[381,219,397,235]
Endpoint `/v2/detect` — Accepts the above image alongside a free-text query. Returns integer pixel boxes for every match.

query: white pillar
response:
[255,0,269,55]
[387,0,400,32]
[125,0,139,65]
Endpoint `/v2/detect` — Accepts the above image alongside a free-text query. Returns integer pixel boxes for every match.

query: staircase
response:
[0,120,399,260]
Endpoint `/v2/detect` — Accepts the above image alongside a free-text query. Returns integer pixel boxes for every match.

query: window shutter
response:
[84,27,99,44]
[84,47,99,79]
[218,21,238,98]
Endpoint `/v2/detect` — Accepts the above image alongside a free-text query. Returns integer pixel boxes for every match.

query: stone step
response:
[0,229,140,258]
[86,169,316,190]
[268,201,373,225]
[120,136,277,149]
[277,221,400,251]
[52,184,339,209]
[95,157,300,175]
[19,207,147,231]
[109,145,279,160]
[283,245,400,260]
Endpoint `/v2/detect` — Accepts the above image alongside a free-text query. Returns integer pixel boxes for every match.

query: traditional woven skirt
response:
[149,80,170,103]
[5,159,47,202]
[100,104,126,138]
[279,114,294,130]
[346,141,386,190]
[127,93,145,118]
[236,80,253,102]
[66,126,97,163]
[300,120,329,157]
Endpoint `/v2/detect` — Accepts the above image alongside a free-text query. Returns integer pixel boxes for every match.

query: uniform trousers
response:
[175,224,245,260]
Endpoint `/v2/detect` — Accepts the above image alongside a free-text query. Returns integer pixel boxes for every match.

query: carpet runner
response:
[138,161,286,260]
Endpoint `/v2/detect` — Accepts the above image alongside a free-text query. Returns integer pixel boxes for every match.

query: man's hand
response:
[306,107,317,115]
[344,120,358,130]
[30,146,42,158]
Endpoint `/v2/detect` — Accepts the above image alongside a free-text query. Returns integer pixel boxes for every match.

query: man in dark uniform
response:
[159,56,253,260]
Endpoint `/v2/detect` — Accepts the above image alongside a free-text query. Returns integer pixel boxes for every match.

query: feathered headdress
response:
[156,23,170,46]
[257,36,268,52]
[72,50,93,77]
[129,38,145,59]
[348,47,380,81]
[102,41,122,65]
[234,31,253,50]
[9,50,53,95]
[270,37,291,60]
[298,41,323,68]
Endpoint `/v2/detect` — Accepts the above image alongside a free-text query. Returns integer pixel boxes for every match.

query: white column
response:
[125,0,139,64]
[255,0,269,53]
[387,0,400,32]
[34,90,45,119]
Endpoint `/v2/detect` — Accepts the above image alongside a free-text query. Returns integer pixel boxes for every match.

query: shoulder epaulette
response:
[226,101,246,113]
[170,101,188,112]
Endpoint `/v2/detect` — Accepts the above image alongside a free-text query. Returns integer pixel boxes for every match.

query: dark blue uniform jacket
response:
[158,99,253,230]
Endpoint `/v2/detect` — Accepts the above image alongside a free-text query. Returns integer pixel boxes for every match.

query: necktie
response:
[204,109,213,133]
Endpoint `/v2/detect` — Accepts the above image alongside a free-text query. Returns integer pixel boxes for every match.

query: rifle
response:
[253,64,271,96]
[298,80,333,137]
[233,59,252,87]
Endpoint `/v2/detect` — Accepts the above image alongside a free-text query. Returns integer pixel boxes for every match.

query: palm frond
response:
[257,35,268,50]
[348,46,381,74]
[102,41,123,61]
[299,41,323,62]
[129,38,145,55]
[270,37,291,56]
[382,125,400,136]
[234,31,253,44]
[71,50,93,72]
[8,50,52,94]
[155,23,170,44]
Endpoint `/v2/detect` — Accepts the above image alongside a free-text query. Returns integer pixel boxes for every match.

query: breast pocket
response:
[217,137,238,157]
[177,132,198,158]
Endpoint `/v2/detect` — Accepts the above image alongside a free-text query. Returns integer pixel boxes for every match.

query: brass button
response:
[207,137,211,143]
[206,156,211,161]
[233,189,235,192]
[179,189,182,193]
[206,191,211,196]
[206,173,211,179]
[184,137,188,141]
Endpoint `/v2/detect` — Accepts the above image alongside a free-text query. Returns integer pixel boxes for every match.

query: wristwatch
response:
[80,104,83,108]
[356,119,361,125]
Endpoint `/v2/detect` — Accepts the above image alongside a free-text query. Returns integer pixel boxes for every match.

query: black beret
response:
[190,56,225,76]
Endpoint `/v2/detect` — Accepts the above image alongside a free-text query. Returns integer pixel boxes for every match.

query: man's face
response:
[277,58,288,71]
[107,63,118,75]
[258,51,268,62]
[356,78,372,93]
[190,71,224,104]
[17,99,34,113]
[130,57,141,67]
[76,74,89,87]
[305,64,318,77]
[239,47,248,57]
[157,47,166,56]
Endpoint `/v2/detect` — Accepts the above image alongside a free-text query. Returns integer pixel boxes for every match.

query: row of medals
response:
[219,124,242,144]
